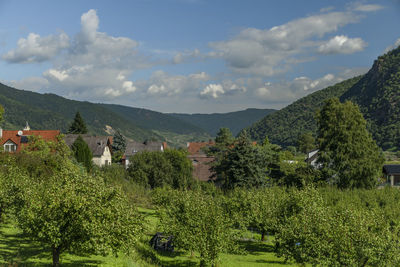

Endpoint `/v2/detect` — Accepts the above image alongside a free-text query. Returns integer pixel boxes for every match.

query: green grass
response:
[0,221,141,267]
[136,207,294,267]
[0,207,294,266]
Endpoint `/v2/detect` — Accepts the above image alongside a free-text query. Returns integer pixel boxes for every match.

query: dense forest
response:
[170,108,276,136]
[247,45,400,150]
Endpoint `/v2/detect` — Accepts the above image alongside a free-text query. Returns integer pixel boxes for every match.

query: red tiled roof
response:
[0,130,60,152]
[187,141,215,155]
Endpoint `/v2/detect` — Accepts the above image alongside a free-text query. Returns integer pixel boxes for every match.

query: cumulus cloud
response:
[200,84,224,98]
[2,32,69,63]
[318,35,367,54]
[208,5,382,76]
[199,80,246,99]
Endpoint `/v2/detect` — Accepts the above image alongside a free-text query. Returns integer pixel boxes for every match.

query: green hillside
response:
[0,83,210,146]
[170,108,276,136]
[247,45,400,149]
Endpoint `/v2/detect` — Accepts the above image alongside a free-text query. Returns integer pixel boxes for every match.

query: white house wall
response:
[92,146,112,167]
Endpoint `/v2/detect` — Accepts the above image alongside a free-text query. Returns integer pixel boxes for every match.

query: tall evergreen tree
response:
[316,98,384,189]
[68,112,88,134]
[111,130,126,163]
[71,135,92,172]
[112,130,126,152]
[215,131,269,190]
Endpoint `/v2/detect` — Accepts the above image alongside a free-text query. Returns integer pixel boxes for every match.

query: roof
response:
[124,141,164,156]
[383,165,400,175]
[190,155,215,182]
[0,130,60,152]
[187,141,215,155]
[64,134,112,156]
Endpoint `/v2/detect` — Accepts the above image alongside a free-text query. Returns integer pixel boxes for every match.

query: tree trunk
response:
[261,231,265,241]
[52,245,61,267]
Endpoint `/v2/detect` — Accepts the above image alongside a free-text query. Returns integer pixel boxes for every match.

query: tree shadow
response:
[0,225,103,266]
[237,240,275,255]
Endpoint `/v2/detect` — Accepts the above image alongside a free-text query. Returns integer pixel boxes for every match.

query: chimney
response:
[0,127,2,139]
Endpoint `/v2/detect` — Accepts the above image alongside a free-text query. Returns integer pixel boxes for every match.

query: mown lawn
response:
[0,208,294,266]
[0,221,140,267]
[137,207,293,267]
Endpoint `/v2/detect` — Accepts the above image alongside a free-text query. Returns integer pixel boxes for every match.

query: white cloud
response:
[209,10,362,76]
[9,9,150,101]
[200,84,224,99]
[2,32,69,63]
[352,3,384,12]
[199,80,246,99]
[318,35,367,54]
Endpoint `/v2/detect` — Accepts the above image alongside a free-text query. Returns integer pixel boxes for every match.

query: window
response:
[4,142,17,152]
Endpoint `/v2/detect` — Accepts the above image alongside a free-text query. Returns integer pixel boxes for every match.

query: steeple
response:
[23,121,31,131]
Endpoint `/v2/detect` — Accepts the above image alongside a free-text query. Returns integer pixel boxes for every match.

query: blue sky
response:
[0,0,399,113]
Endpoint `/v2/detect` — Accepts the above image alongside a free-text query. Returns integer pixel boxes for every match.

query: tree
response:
[160,190,238,266]
[297,132,316,153]
[316,98,384,189]
[127,149,194,189]
[3,137,143,267]
[71,135,92,171]
[68,111,88,134]
[112,130,126,163]
[214,131,270,190]
[215,127,234,146]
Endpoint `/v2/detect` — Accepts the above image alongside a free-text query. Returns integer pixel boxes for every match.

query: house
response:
[187,141,215,182]
[122,141,167,168]
[64,134,113,167]
[305,149,321,168]
[383,165,400,186]
[0,128,60,152]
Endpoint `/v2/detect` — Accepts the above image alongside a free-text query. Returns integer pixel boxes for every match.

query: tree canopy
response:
[71,135,93,172]
[0,137,143,267]
[317,98,384,189]
[67,112,88,134]
[214,131,270,190]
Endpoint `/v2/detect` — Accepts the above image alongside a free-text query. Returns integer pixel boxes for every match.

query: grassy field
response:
[0,208,293,266]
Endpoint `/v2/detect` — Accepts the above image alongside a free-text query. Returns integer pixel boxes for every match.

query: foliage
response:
[71,135,93,171]
[111,130,126,163]
[297,132,316,153]
[246,76,362,147]
[112,129,126,152]
[274,187,400,266]
[0,137,143,267]
[247,45,400,150]
[159,190,239,267]
[0,82,209,145]
[127,149,193,189]
[214,131,270,190]
[317,98,384,189]
[67,112,88,134]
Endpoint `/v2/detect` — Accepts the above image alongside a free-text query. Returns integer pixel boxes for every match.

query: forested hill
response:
[0,82,210,146]
[246,77,362,147]
[247,45,400,150]
[170,108,276,136]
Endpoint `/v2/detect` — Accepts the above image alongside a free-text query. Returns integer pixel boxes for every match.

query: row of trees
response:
[153,186,400,266]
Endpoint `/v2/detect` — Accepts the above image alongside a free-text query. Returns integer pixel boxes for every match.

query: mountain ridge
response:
[247,45,400,150]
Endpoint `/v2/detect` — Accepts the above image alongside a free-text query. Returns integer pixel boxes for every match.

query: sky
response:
[0,0,399,113]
